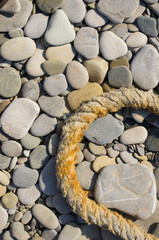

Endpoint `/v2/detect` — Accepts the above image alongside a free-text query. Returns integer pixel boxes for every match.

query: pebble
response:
[76,150,84,164]
[110,23,128,38]
[126,32,147,48]
[36,0,65,14]
[0,0,21,14]
[21,79,40,102]
[67,83,103,110]
[0,184,6,197]
[97,0,139,23]
[107,147,119,158]
[10,222,25,239]
[20,133,41,150]
[0,206,8,233]
[24,13,48,39]
[83,56,108,84]
[42,229,58,240]
[43,74,68,96]
[1,140,22,157]
[12,166,39,188]
[59,214,75,225]
[14,211,23,222]
[66,61,89,89]
[145,127,159,152]
[1,98,40,139]
[124,3,146,24]
[62,0,86,23]
[76,161,97,190]
[80,224,102,240]
[92,156,116,173]
[99,31,128,61]
[53,193,72,214]
[73,27,99,59]
[48,133,60,156]
[88,142,106,155]
[85,9,108,28]
[44,9,75,45]
[119,151,138,164]
[83,148,95,162]
[43,60,67,76]
[84,114,124,145]
[17,184,41,205]
[94,164,157,220]
[0,171,9,186]
[38,96,65,118]
[2,192,18,209]
[120,126,148,145]
[0,37,36,62]
[29,145,50,169]
[58,222,81,240]
[39,157,59,195]
[108,66,132,88]
[101,229,122,240]
[30,113,57,137]
[131,109,150,123]
[0,153,11,170]
[131,45,159,90]
[136,16,158,37]
[32,203,59,229]
[21,210,32,225]
[8,28,24,38]
[113,143,127,152]
[0,67,21,98]
[110,56,130,69]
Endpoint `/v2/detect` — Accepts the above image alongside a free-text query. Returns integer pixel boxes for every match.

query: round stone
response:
[76,150,84,164]
[2,192,18,209]
[42,229,58,240]
[0,67,21,98]
[8,28,24,38]
[1,140,22,157]
[108,66,132,88]
[58,223,81,240]
[126,32,147,48]
[48,133,60,156]
[89,142,106,155]
[21,80,40,102]
[53,193,72,214]
[99,31,128,61]
[43,60,67,76]
[0,153,11,170]
[83,148,95,162]
[66,61,89,89]
[32,204,59,229]
[59,214,75,225]
[20,133,41,150]
[36,0,65,14]
[43,74,68,96]
[0,171,9,186]
[0,185,6,197]
[85,9,108,28]
[29,145,50,169]
[120,151,138,164]
[136,16,158,37]
[12,166,39,188]
[145,127,159,152]
[21,210,32,225]
[0,207,8,232]
[10,222,24,239]
[17,184,41,205]
[0,37,36,61]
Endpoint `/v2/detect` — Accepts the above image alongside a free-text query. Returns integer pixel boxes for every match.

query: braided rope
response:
[56,87,159,240]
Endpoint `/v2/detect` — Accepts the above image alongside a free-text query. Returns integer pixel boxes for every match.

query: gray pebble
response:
[83,148,95,162]
[136,16,158,37]
[120,151,138,164]
[58,222,81,240]
[53,193,72,214]
[21,210,32,225]
[29,145,50,169]
[8,28,24,38]
[42,229,58,240]
[113,143,127,152]
[107,147,119,158]
[20,133,41,150]
[59,214,75,225]
[1,140,22,157]
[10,222,25,240]
[21,80,40,102]
[108,66,132,88]
[17,184,41,205]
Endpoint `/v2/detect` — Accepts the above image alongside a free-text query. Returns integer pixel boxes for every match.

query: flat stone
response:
[136,16,158,37]
[42,229,58,240]
[108,66,132,88]
[0,153,11,170]
[8,28,24,38]
[67,83,103,111]
[113,143,127,152]
[66,61,88,89]
[110,56,130,69]
[1,140,22,157]
[145,113,159,128]
[29,145,50,169]
[43,60,67,76]
[48,134,60,156]
[53,193,72,214]
[79,224,102,240]
[110,23,128,38]
[76,150,84,164]
[0,37,36,61]
[58,223,81,240]
[73,27,99,59]
[84,114,124,145]
[21,80,40,101]
[0,0,21,14]
[45,44,76,64]
[145,127,159,152]
[126,32,147,48]
[0,98,40,139]
[0,0,33,32]
[120,126,148,145]
[85,9,108,28]
[0,171,9,186]
[119,151,138,164]
[43,74,68,96]
[21,210,32,225]
[125,3,146,24]
[0,206,8,233]
[45,9,75,45]
[131,109,150,123]
[62,0,86,23]
[76,161,97,190]
[97,0,139,23]
[131,45,159,90]
[83,57,108,84]
[2,192,18,209]
[17,184,41,205]
[107,147,119,158]
[99,31,128,61]
[24,13,48,39]
[12,166,39,188]
[92,156,116,173]
[10,222,25,239]
[88,142,106,155]
[83,148,95,162]
[0,67,21,98]
[20,133,41,150]
[94,164,157,220]
[36,0,65,14]
[32,203,59,229]
[39,157,59,195]
[30,114,57,137]
[59,214,75,225]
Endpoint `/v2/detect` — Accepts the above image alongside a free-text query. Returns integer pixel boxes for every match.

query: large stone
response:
[136,16,158,37]
[95,164,157,220]
[108,66,132,88]
[0,98,40,139]
[36,0,65,14]
[17,184,41,205]
[58,223,81,240]
[0,0,21,14]
[29,145,50,169]
[131,45,159,90]
[84,114,124,145]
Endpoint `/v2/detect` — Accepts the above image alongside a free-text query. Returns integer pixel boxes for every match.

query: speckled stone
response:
[136,16,158,37]
[108,66,132,88]
[29,145,50,169]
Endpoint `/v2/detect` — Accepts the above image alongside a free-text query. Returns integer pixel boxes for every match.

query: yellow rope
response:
[56,87,159,240]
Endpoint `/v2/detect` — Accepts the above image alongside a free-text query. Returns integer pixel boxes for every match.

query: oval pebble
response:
[17,184,41,205]
[59,214,75,225]
[0,171,9,186]
[120,151,138,164]
[89,142,106,155]
[21,80,40,101]
[0,206,8,232]
[108,66,132,88]
[32,203,59,229]
[92,156,116,173]
[53,193,72,214]
[1,140,22,157]
[0,37,36,61]
[0,184,6,197]
[85,9,108,28]
[21,210,32,225]
[83,148,95,162]
[2,192,18,209]
[10,222,24,239]
[29,145,50,169]
[43,60,67,76]
[0,153,11,170]
[20,133,41,150]
[58,223,81,240]
[48,133,60,156]
[126,32,147,48]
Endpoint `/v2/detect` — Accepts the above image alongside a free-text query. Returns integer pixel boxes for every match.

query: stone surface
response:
[110,23,128,38]
[92,156,116,173]
[2,192,18,209]
[101,229,122,240]
[10,222,24,239]
[1,140,22,157]
[126,32,147,48]
[99,31,128,61]
[119,151,138,164]
[108,66,132,88]
[45,9,75,45]
[74,27,99,59]
[48,134,60,156]
[17,184,41,205]
[42,229,57,240]
[0,153,11,170]
[43,60,67,76]
[8,28,24,38]
[0,0,21,14]
[94,164,157,220]
[0,171,9,186]
[12,166,39,188]
[53,193,72,214]
[0,37,36,61]
[97,0,139,23]
[29,145,50,169]
[66,61,89,89]
[131,45,159,90]
[36,0,65,14]
[79,224,102,240]
[20,133,41,150]
[0,206,8,233]
[136,16,158,37]
[89,142,106,155]
[145,127,159,152]
[83,149,95,162]
[85,9,108,28]
[110,56,130,69]
[21,80,40,101]
[32,204,59,229]
[84,114,124,145]
[125,2,146,24]
[0,67,21,98]
[58,223,81,240]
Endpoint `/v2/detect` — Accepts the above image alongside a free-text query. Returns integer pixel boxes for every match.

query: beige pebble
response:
[92,156,116,173]
[0,171,10,186]
[141,161,153,171]
[88,142,106,155]
[0,184,6,197]
[14,211,23,221]
[2,192,18,209]
[134,152,148,161]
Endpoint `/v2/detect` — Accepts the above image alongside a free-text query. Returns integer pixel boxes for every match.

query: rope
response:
[56,87,159,240]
